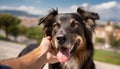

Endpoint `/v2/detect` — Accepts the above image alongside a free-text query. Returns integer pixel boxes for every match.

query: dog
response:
[18,7,99,69]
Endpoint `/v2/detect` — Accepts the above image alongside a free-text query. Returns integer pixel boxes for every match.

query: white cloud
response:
[90,1,120,20]
[18,6,42,15]
[59,1,120,21]
[91,1,120,12]
[59,3,90,13]
[0,5,46,15]
[0,1,120,21]
[93,1,117,10]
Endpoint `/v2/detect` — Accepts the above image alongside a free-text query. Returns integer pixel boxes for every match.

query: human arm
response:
[0,36,58,69]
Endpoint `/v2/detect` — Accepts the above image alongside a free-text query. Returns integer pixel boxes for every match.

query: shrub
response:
[95,37,105,44]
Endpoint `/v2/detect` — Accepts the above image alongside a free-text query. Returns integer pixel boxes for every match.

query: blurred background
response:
[0,0,120,69]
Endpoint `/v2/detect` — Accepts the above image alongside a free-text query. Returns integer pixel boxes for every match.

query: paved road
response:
[0,40,26,59]
[0,40,120,69]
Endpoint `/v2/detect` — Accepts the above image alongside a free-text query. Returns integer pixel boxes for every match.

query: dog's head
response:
[39,7,99,63]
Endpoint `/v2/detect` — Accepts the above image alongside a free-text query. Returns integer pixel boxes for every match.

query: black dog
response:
[18,7,99,69]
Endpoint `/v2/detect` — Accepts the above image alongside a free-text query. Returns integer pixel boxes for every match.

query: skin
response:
[0,36,58,69]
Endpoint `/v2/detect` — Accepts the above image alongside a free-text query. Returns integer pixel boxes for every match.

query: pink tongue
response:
[57,48,70,63]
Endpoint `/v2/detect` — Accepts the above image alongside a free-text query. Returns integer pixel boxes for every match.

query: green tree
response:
[114,25,120,29]
[109,34,120,49]
[95,37,105,44]
[9,25,20,38]
[25,26,44,43]
[18,25,28,35]
[0,14,20,39]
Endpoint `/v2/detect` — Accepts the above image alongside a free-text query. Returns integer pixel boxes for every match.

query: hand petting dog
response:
[0,36,58,69]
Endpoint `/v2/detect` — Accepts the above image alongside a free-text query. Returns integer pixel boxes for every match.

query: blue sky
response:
[0,0,119,8]
[0,0,120,21]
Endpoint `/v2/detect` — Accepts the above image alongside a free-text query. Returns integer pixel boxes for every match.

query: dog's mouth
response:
[56,39,80,63]
[57,47,70,63]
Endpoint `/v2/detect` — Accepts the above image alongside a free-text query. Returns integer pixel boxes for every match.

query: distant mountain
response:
[101,18,120,22]
[0,10,41,17]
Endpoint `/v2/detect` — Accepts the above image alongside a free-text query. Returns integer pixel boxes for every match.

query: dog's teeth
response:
[70,46,74,50]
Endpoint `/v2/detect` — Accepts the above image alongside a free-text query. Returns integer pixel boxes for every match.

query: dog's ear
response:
[38,9,58,36]
[77,7,99,31]
[38,9,58,25]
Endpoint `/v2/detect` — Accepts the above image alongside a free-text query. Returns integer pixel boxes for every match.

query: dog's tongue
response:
[57,48,70,63]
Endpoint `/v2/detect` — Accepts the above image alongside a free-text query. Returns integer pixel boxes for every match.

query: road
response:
[0,40,26,59]
[0,40,120,69]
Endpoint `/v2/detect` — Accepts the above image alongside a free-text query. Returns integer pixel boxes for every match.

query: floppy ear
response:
[77,7,99,31]
[38,9,58,25]
[38,9,58,36]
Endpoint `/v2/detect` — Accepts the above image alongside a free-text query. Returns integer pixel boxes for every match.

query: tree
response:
[0,14,20,39]
[18,25,28,35]
[25,26,44,43]
[109,34,120,49]
[9,25,20,38]
[95,37,105,44]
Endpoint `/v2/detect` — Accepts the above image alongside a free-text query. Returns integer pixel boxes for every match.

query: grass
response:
[94,49,120,65]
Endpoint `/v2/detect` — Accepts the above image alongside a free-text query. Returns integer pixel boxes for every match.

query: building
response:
[20,17,39,27]
[94,21,120,48]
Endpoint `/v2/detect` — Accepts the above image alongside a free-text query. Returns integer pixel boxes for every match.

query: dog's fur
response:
[18,7,99,69]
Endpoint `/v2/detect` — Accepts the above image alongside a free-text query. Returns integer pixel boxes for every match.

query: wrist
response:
[37,46,48,63]
[19,46,47,69]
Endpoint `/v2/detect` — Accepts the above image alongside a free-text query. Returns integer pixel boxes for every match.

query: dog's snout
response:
[57,35,66,41]
[57,35,66,44]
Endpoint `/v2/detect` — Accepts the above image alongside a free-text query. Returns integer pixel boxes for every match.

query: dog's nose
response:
[57,35,66,43]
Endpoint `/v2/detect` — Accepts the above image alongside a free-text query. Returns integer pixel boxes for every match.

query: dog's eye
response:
[71,21,79,29]
[53,23,60,29]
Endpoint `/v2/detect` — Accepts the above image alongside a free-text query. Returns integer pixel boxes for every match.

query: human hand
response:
[39,36,58,64]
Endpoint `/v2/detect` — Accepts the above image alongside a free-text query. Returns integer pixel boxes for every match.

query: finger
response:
[51,40,58,53]
[46,36,51,40]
